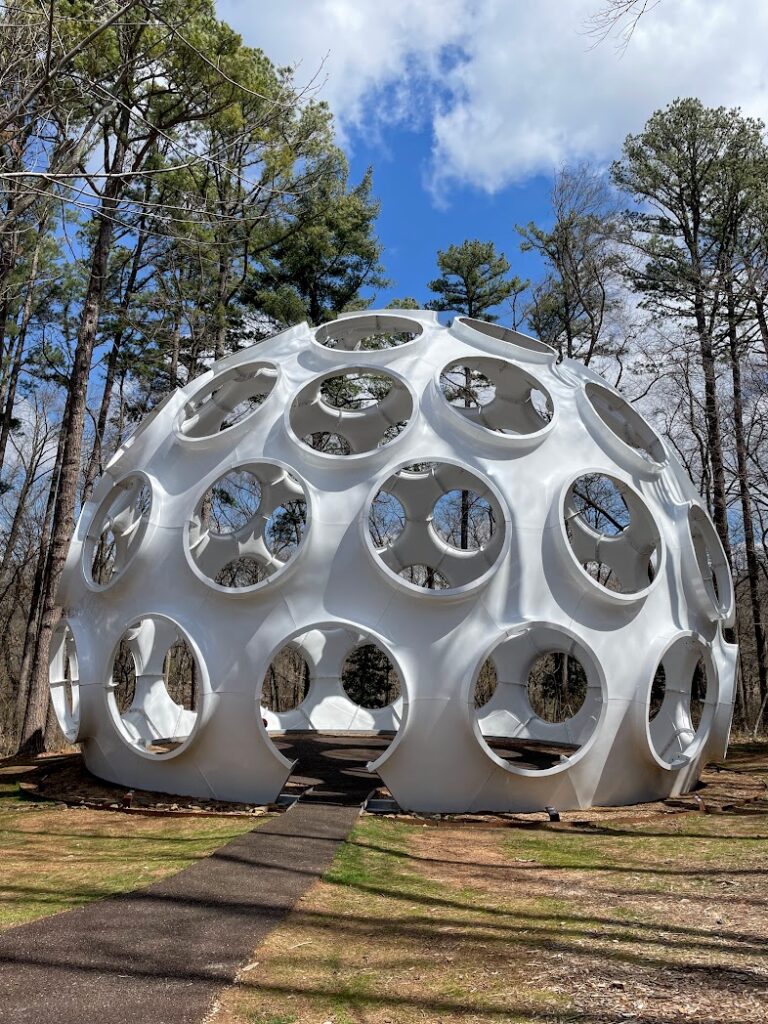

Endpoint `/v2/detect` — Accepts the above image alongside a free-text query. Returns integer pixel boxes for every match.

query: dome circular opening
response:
[342,643,402,709]
[473,626,603,775]
[290,368,413,458]
[585,382,666,467]
[85,474,152,589]
[647,636,716,768]
[439,357,553,436]
[258,625,407,771]
[186,462,308,593]
[49,621,80,743]
[367,461,507,595]
[261,645,311,713]
[687,505,733,620]
[457,316,554,354]
[315,314,422,351]
[176,361,277,440]
[368,491,406,546]
[563,472,661,598]
[108,616,202,759]
[431,489,497,551]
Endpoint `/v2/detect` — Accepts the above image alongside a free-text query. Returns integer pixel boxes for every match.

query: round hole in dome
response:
[315,314,422,351]
[86,474,152,589]
[570,474,631,534]
[399,461,439,474]
[563,473,660,597]
[302,431,352,456]
[342,643,402,709]
[261,645,311,714]
[473,658,498,709]
[112,635,137,713]
[431,489,496,551]
[108,617,201,759]
[258,625,408,770]
[186,463,308,592]
[440,363,496,407]
[649,664,666,721]
[208,470,262,535]
[319,371,393,408]
[687,505,732,619]
[473,626,603,774]
[585,382,666,466]
[177,361,277,440]
[647,637,716,767]
[367,462,507,594]
[264,501,308,561]
[457,316,554,354]
[689,656,709,731]
[214,556,269,588]
[439,357,554,436]
[291,368,413,458]
[49,621,80,743]
[526,652,588,724]
[530,389,553,423]
[380,422,409,446]
[397,565,451,590]
[368,491,406,547]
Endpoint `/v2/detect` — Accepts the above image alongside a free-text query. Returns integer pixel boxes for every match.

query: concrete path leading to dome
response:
[0,735,383,1024]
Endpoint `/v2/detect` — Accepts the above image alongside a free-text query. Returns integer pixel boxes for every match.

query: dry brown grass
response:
[211,747,768,1024]
[0,761,257,931]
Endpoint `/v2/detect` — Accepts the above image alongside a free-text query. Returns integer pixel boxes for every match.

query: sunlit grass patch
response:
[216,744,768,1024]
[0,800,258,931]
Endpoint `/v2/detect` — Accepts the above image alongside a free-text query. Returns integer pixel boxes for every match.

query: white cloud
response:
[217,0,473,141]
[217,0,768,194]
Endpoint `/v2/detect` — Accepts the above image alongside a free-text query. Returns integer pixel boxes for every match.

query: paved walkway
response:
[0,735,387,1024]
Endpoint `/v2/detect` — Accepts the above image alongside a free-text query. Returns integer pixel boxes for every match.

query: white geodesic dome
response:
[53,310,738,812]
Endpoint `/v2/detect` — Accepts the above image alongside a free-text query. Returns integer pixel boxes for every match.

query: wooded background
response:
[1,0,766,753]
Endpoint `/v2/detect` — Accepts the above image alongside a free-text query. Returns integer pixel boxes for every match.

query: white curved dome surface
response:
[55,310,739,812]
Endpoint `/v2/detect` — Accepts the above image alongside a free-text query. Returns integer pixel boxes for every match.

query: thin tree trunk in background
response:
[0,221,44,476]
[560,653,569,715]
[754,299,768,365]
[14,418,66,741]
[727,286,768,725]
[19,152,125,753]
[0,451,43,592]
[81,225,147,504]
[693,288,733,574]
[213,251,229,360]
[169,318,180,388]
[81,337,120,504]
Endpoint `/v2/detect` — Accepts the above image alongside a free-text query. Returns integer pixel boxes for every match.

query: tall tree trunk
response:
[169,318,180,388]
[81,223,147,503]
[213,252,229,360]
[693,291,732,566]
[0,220,45,476]
[753,297,768,366]
[727,286,768,725]
[19,155,125,753]
[81,337,120,504]
[15,418,67,741]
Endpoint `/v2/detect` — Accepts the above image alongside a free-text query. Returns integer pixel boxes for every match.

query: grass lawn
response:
[0,764,258,931]
[213,745,768,1024]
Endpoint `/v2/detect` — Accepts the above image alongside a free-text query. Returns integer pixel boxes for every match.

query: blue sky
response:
[344,118,554,309]
[217,0,768,321]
